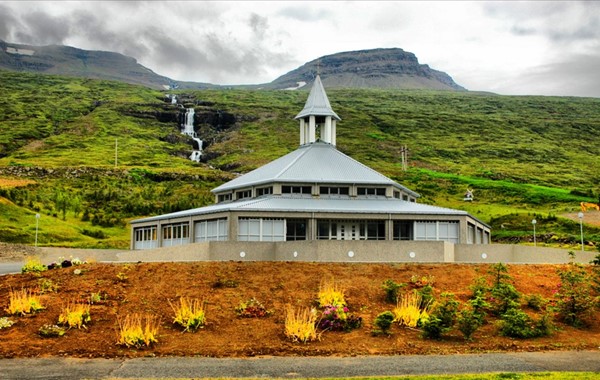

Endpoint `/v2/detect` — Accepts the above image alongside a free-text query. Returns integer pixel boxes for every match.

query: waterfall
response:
[171,95,177,104]
[181,108,202,162]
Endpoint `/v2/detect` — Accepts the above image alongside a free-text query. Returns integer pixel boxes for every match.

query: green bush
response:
[499,308,553,338]
[372,311,395,335]
[382,279,405,304]
[553,264,595,327]
[525,294,547,311]
[421,292,459,340]
[457,308,482,341]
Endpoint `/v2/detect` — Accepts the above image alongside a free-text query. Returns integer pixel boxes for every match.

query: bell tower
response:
[294,75,341,146]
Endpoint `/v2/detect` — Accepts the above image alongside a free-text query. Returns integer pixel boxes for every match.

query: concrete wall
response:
[34,242,597,265]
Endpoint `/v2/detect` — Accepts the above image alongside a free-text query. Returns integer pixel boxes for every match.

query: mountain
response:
[264,48,466,91]
[0,40,215,90]
[1,41,464,91]
[1,70,600,249]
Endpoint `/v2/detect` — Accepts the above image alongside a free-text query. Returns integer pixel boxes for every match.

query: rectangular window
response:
[286,219,307,241]
[393,221,413,240]
[238,218,285,241]
[319,186,350,196]
[235,190,252,200]
[217,193,232,203]
[162,222,190,247]
[357,187,386,196]
[256,186,273,196]
[195,218,228,242]
[133,226,158,250]
[281,185,312,195]
[415,221,459,243]
[467,224,475,244]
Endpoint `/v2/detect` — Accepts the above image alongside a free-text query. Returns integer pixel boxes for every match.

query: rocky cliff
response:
[265,48,465,91]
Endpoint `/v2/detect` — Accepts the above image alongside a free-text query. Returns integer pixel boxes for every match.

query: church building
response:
[130,76,491,250]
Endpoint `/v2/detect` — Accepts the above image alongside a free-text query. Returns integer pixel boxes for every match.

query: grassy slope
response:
[0,70,599,248]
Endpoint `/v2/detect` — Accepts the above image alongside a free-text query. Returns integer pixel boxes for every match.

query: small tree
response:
[553,263,594,327]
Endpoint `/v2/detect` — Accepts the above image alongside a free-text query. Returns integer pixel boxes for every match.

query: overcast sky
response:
[1,1,599,97]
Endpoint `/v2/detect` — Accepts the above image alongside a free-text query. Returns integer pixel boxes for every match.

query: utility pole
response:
[400,145,408,171]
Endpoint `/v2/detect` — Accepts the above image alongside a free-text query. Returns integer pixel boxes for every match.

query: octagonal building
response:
[130,76,490,251]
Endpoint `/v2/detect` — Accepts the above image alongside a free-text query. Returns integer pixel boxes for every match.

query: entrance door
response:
[337,222,362,240]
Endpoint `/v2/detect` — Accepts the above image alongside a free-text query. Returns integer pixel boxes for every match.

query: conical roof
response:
[294,75,341,121]
[211,142,418,197]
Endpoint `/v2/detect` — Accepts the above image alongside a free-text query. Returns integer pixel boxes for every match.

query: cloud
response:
[485,1,600,43]
[495,51,600,98]
[0,4,18,42]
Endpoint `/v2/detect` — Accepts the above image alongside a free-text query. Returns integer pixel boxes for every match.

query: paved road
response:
[0,351,599,379]
[0,263,22,275]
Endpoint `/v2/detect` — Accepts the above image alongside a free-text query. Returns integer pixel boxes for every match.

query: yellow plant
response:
[169,297,206,332]
[393,290,430,328]
[21,256,47,274]
[58,302,91,329]
[317,278,346,307]
[117,314,159,348]
[6,288,44,315]
[284,305,319,343]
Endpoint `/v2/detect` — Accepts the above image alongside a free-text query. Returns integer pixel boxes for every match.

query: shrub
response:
[372,311,395,336]
[553,264,595,328]
[170,297,206,332]
[58,303,91,329]
[38,278,60,293]
[421,316,445,340]
[38,324,66,338]
[117,314,159,347]
[468,293,489,325]
[235,297,270,318]
[0,317,14,330]
[317,279,346,307]
[410,274,435,288]
[525,294,547,311]
[417,284,435,309]
[457,307,482,341]
[421,292,459,340]
[469,276,489,298]
[489,282,521,316]
[317,304,362,332]
[499,308,553,338]
[284,305,319,343]
[393,290,430,328]
[382,279,405,303]
[21,256,47,274]
[6,288,44,315]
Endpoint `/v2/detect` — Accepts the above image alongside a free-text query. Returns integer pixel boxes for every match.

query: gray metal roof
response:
[131,195,487,225]
[211,142,418,197]
[294,75,341,121]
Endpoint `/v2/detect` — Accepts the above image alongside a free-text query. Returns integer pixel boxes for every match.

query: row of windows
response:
[134,219,463,245]
[217,186,413,202]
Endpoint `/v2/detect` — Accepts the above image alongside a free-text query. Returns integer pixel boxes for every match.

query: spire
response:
[295,75,341,146]
[294,75,341,121]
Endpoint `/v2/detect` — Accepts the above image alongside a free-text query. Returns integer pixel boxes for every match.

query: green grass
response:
[1,71,600,248]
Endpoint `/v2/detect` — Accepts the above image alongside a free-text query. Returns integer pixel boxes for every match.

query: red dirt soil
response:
[0,261,599,359]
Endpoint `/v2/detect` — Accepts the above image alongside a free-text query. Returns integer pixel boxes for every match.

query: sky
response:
[1,1,599,98]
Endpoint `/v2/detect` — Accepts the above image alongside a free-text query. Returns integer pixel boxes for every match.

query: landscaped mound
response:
[0,261,599,358]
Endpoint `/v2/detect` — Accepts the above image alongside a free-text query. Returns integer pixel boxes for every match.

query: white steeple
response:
[294,75,341,146]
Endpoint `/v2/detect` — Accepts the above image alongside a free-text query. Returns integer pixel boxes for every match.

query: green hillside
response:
[1,70,599,249]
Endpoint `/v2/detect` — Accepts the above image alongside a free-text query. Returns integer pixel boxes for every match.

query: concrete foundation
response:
[33,242,596,265]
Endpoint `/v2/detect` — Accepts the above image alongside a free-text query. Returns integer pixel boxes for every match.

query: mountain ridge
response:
[0,41,465,91]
